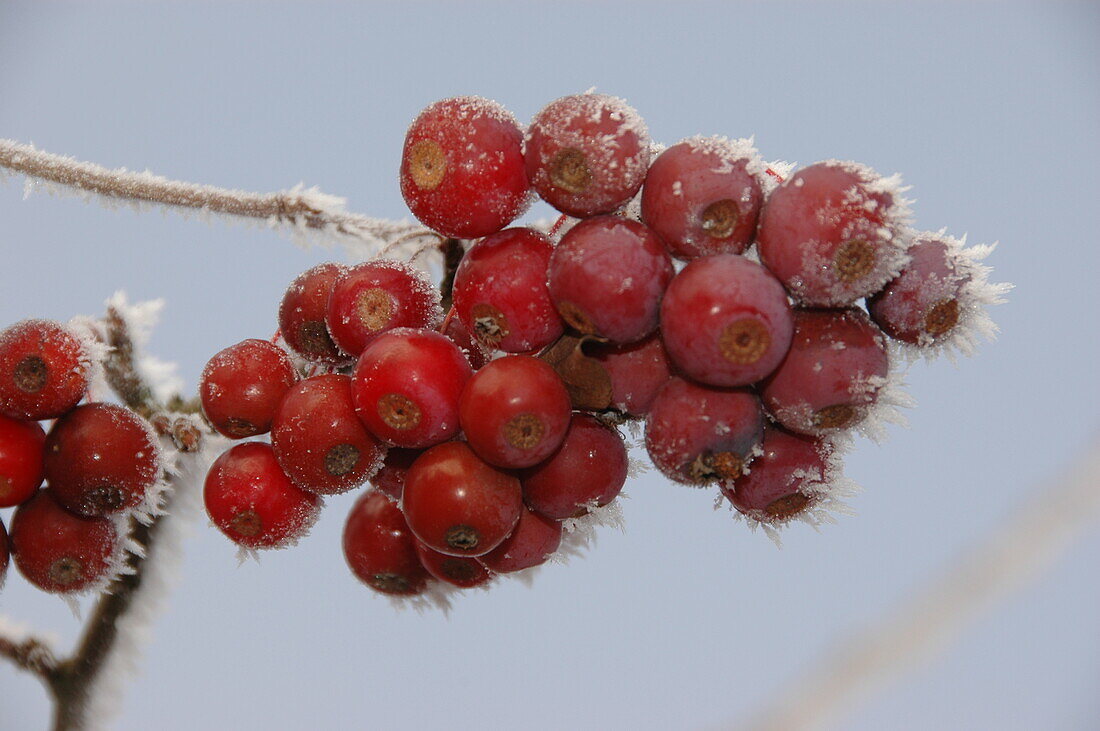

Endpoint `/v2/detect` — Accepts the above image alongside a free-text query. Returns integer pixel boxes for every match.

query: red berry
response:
[0,517,9,588]
[452,228,563,353]
[867,235,969,345]
[756,161,910,307]
[660,254,794,387]
[720,426,836,523]
[0,414,46,508]
[343,490,430,596]
[525,93,650,217]
[368,447,422,502]
[415,541,494,588]
[479,506,562,574]
[400,96,530,239]
[402,442,522,557]
[641,136,765,260]
[326,259,442,357]
[644,377,764,485]
[522,414,627,519]
[204,442,321,549]
[0,319,88,421]
[548,217,674,344]
[588,334,673,417]
[278,262,350,365]
[351,328,473,449]
[45,403,160,517]
[200,339,298,439]
[760,308,890,435]
[459,356,572,469]
[271,374,386,495]
[10,489,118,594]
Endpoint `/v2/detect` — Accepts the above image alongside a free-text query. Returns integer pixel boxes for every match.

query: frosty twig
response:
[0,138,439,256]
[747,436,1100,731]
[0,632,57,680]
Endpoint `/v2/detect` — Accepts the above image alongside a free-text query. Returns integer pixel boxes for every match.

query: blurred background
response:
[1,2,1098,729]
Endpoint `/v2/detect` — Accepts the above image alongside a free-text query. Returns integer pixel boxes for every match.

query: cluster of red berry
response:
[0,320,162,595]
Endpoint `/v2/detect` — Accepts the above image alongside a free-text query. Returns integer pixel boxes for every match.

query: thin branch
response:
[0,634,58,681]
[747,435,1100,731]
[0,138,436,253]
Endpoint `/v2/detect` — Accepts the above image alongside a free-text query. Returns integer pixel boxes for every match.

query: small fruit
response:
[200,339,298,439]
[0,414,46,508]
[343,490,430,596]
[0,319,88,421]
[278,262,350,365]
[415,541,494,588]
[479,506,562,574]
[204,442,321,549]
[522,414,627,519]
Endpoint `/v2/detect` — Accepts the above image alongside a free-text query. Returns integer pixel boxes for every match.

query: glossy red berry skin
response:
[459,356,572,469]
[439,313,491,371]
[548,217,674,344]
[641,137,764,260]
[479,506,562,574]
[351,328,473,449]
[588,334,673,417]
[525,93,650,217]
[761,308,890,435]
[200,339,298,439]
[644,377,765,486]
[867,236,969,345]
[522,414,627,520]
[0,518,9,588]
[326,260,442,357]
[10,489,118,594]
[278,262,351,366]
[400,96,530,239]
[660,254,794,387]
[271,374,386,495]
[402,442,523,557]
[720,426,833,522]
[0,320,88,421]
[757,161,908,307]
[0,414,46,508]
[204,442,321,549]
[368,447,422,502]
[45,403,160,517]
[415,541,494,588]
[343,490,430,596]
[452,228,563,353]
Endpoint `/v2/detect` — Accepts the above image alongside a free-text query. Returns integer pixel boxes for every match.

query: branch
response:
[0,633,57,681]
[0,138,439,257]
[746,435,1100,731]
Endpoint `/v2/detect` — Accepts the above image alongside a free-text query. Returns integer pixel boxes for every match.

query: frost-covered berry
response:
[641,136,766,260]
[720,426,840,525]
[204,442,321,549]
[867,234,967,345]
[660,254,793,387]
[548,216,674,344]
[326,259,442,357]
[271,374,386,495]
[351,328,472,449]
[522,414,627,520]
[415,541,495,589]
[368,447,421,502]
[10,489,118,594]
[644,377,765,486]
[478,505,562,574]
[756,161,911,307]
[526,93,651,217]
[343,490,429,597]
[400,96,530,239]
[0,414,46,508]
[45,403,160,517]
[588,334,673,417]
[403,442,523,557]
[452,228,563,353]
[0,319,88,421]
[200,339,298,439]
[761,308,889,435]
[279,262,351,366]
[459,356,572,469]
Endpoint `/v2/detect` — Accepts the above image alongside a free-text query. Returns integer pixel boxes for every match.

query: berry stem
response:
[438,237,465,311]
[0,138,436,253]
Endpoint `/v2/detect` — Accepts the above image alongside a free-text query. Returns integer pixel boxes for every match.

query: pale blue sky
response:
[1,2,1099,729]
